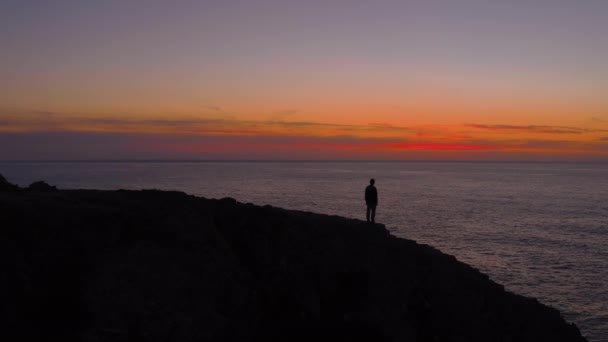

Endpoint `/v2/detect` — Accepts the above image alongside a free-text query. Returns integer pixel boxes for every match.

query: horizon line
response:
[2,159,608,164]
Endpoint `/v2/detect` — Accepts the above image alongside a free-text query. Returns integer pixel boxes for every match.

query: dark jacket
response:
[365,185,378,206]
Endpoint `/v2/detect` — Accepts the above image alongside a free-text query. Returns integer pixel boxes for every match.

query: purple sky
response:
[1,1,607,160]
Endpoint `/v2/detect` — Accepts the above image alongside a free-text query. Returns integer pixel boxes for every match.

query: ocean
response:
[1,161,607,341]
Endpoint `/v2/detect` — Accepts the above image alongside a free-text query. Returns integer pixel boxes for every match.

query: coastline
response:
[0,174,587,341]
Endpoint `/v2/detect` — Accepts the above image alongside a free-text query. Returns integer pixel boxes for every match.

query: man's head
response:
[370,178,375,185]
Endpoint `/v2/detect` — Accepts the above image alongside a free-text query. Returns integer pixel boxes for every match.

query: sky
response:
[1,0,608,160]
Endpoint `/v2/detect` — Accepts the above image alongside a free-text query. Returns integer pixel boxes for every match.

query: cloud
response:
[0,110,411,138]
[3,110,608,160]
[590,117,607,124]
[0,131,405,160]
[464,124,592,134]
[519,140,579,149]
[201,106,236,120]
[267,110,298,122]
[367,122,394,127]
[390,143,504,150]
[2,130,608,161]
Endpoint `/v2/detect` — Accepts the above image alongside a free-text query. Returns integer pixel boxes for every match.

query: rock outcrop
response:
[27,180,58,192]
[0,173,19,191]
[0,175,587,341]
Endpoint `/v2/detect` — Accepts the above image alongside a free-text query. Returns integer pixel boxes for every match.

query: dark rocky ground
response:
[0,174,587,341]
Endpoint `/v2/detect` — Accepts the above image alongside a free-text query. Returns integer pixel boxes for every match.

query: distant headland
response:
[0,174,587,341]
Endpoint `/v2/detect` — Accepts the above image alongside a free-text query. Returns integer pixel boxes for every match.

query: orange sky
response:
[1,1,607,160]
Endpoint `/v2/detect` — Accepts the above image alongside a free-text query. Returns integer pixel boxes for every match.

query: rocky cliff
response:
[0,175,587,341]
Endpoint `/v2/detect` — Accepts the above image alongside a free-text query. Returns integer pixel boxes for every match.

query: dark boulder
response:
[28,181,58,192]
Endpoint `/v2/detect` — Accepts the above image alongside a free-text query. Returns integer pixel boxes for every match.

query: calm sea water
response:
[1,161,607,341]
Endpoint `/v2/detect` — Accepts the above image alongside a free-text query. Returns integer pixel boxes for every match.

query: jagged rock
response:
[0,183,588,341]
[0,174,19,191]
[27,181,58,192]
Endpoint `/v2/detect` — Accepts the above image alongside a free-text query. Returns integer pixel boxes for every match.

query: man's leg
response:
[371,205,376,223]
[366,206,371,222]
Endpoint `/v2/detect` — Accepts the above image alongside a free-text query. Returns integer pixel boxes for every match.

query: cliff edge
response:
[0,175,587,341]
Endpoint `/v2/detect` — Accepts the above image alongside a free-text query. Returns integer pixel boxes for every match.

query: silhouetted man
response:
[365,178,378,223]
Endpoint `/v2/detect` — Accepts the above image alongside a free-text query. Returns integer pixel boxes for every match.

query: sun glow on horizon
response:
[1,1,607,160]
